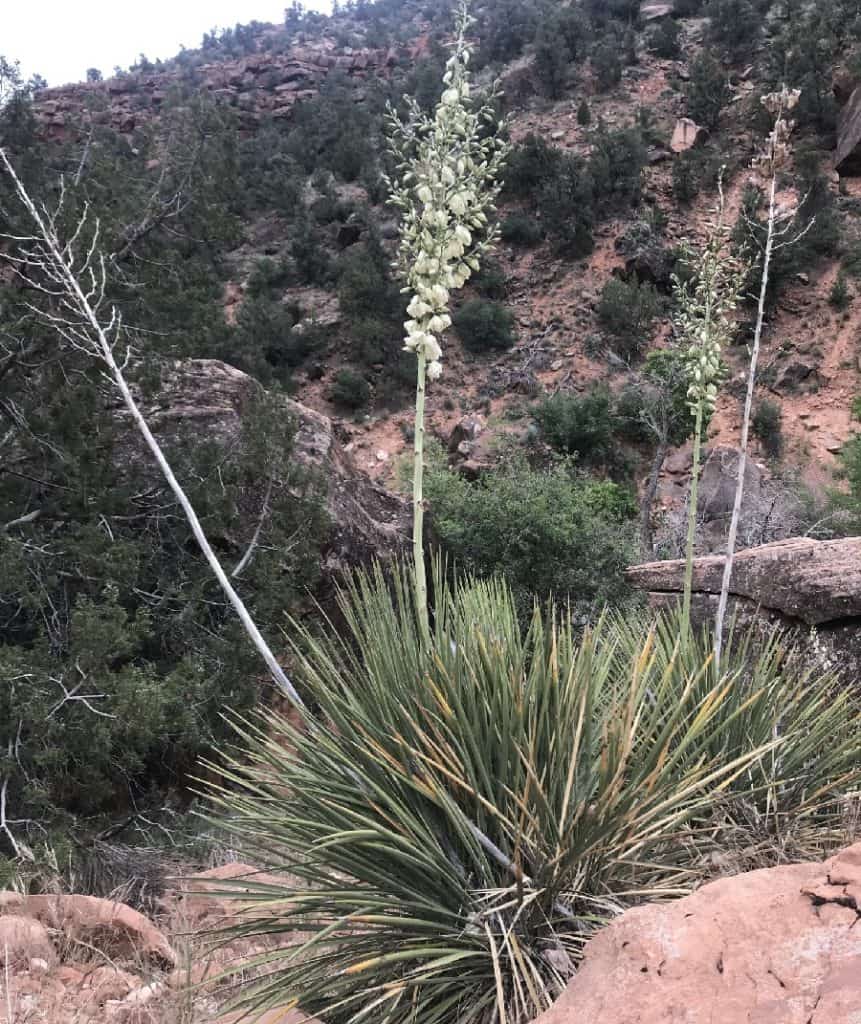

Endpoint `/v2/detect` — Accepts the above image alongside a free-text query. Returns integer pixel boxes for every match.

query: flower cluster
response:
[672,190,747,416]
[385,1,509,380]
[753,87,801,178]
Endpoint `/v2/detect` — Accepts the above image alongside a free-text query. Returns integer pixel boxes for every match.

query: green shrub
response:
[330,368,370,409]
[500,212,544,246]
[534,18,571,99]
[219,296,311,385]
[472,257,509,299]
[706,0,760,61]
[427,457,636,612]
[593,40,622,91]
[842,239,861,278]
[648,17,682,59]
[534,387,629,475]
[504,133,563,198]
[453,298,517,353]
[752,399,784,459]
[597,276,662,357]
[830,272,851,309]
[202,567,858,1023]
[588,123,647,214]
[686,51,729,130]
[0,391,325,840]
[672,151,701,203]
[246,256,292,299]
[577,98,592,125]
[290,216,333,286]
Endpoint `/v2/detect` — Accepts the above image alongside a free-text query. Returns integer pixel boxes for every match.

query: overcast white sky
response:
[6,0,334,87]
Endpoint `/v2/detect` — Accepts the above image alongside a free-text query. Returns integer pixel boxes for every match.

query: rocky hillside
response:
[4,0,861,867]
[24,0,861,519]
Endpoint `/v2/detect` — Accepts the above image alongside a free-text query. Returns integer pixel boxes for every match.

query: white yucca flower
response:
[384,1,508,381]
[384,0,510,631]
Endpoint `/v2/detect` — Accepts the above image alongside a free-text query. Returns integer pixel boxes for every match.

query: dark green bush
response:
[504,133,563,198]
[577,98,592,125]
[500,212,544,246]
[753,399,784,459]
[593,40,622,91]
[533,386,622,471]
[830,273,851,309]
[534,18,572,99]
[537,154,596,256]
[706,0,760,61]
[290,216,333,286]
[842,240,861,278]
[588,123,647,214]
[427,456,637,612]
[330,368,371,409]
[476,0,539,66]
[246,256,292,298]
[648,17,682,59]
[453,298,517,353]
[218,296,313,385]
[472,257,510,299]
[686,51,729,130]
[597,276,662,357]
[672,151,702,203]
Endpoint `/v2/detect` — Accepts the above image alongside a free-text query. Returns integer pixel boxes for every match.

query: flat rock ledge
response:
[625,536,861,626]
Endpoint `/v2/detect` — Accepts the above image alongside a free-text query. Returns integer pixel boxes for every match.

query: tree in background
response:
[687,51,730,129]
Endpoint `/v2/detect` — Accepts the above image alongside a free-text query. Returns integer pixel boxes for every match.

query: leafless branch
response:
[2,508,41,532]
[0,145,304,709]
[46,669,116,720]
[232,477,274,578]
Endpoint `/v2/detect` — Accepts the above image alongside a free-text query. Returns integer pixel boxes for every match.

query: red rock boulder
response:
[533,842,861,1024]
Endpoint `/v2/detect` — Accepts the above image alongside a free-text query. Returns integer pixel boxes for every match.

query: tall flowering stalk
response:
[713,86,802,668]
[672,181,746,636]
[385,0,509,633]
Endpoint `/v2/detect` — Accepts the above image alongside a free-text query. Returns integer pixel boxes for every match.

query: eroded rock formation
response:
[133,359,409,573]
[33,42,408,143]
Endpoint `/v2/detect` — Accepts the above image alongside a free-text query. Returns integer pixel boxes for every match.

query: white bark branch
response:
[0,147,305,711]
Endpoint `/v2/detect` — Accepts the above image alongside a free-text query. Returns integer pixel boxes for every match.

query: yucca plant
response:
[607,605,861,859]
[200,564,778,1024]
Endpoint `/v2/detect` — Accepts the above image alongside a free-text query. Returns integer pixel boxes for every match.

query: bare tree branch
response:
[232,477,274,578]
[0,146,305,710]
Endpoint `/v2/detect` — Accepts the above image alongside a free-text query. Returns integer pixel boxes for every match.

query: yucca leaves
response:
[199,564,859,1024]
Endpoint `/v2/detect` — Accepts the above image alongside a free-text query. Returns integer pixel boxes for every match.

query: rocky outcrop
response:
[626,537,861,681]
[641,1,676,20]
[0,915,57,968]
[534,841,861,1024]
[670,117,708,153]
[19,894,177,968]
[138,360,409,573]
[626,536,861,624]
[696,444,763,522]
[33,43,404,143]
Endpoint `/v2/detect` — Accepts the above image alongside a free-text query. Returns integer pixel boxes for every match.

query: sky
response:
[6,0,334,87]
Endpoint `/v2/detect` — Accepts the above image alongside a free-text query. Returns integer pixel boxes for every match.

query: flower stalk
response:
[385,0,509,633]
[673,179,746,636]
